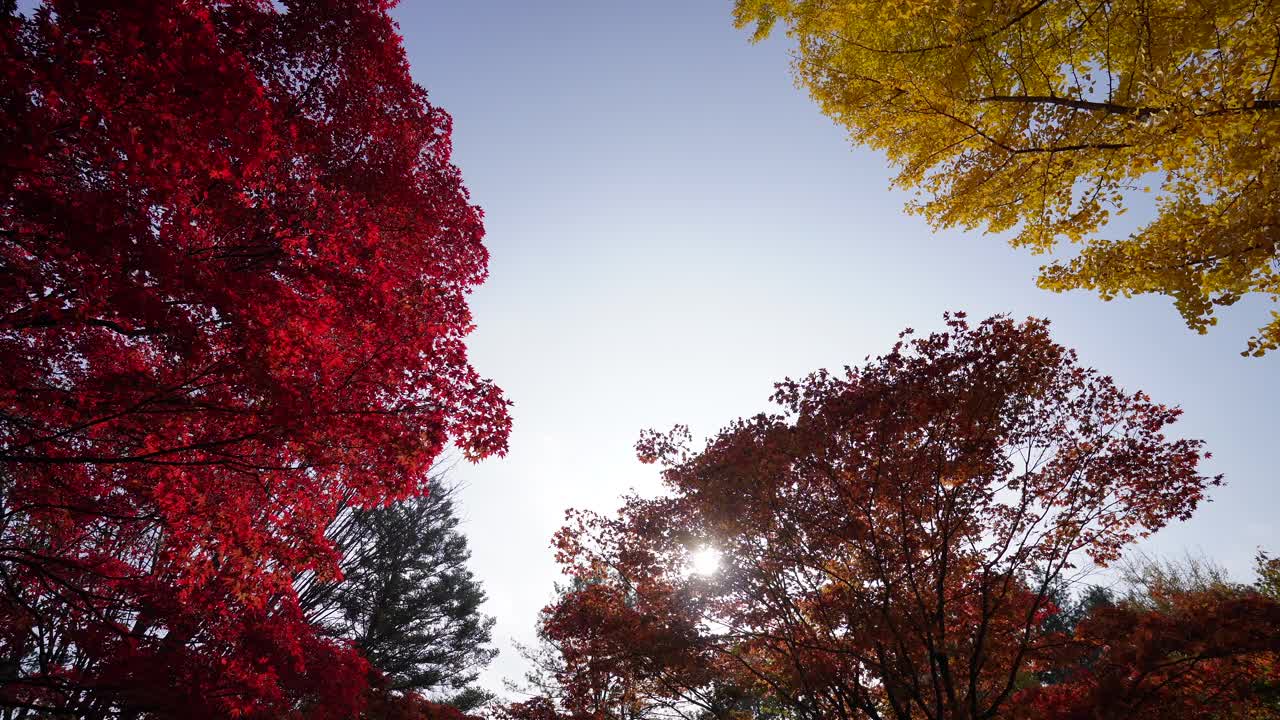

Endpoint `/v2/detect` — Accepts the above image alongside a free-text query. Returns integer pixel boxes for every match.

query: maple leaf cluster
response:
[0,0,509,717]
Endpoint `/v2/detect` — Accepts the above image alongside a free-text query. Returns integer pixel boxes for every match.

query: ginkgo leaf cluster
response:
[734,0,1280,354]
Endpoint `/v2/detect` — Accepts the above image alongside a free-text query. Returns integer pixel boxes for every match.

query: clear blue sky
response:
[391,1,1279,694]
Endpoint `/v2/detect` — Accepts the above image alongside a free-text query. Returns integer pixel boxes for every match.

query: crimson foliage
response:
[0,1,509,717]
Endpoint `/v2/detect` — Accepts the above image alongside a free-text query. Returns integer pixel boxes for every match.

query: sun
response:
[690,546,722,576]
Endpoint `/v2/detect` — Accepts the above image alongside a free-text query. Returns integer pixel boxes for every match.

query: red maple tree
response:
[540,315,1220,720]
[362,674,486,720]
[0,1,509,717]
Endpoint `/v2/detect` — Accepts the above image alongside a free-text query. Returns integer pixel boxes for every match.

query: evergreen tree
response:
[300,479,498,711]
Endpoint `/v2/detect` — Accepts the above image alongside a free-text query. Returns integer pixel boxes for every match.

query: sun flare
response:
[690,547,722,576]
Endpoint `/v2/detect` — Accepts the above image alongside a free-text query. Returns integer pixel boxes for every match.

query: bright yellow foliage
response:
[735,0,1280,355]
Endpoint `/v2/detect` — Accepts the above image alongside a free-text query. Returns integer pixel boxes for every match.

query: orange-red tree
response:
[516,578,734,720]
[0,1,509,717]
[545,315,1218,720]
[1013,588,1280,720]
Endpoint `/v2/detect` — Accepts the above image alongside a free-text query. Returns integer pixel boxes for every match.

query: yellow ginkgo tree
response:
[735,0,1280,354]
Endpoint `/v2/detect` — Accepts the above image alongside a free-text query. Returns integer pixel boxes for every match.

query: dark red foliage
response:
[1012,591,1280,720]
[362,679,481,720]
[498,697,563,720]
[546,315,1217,720]
[0,0,509,717]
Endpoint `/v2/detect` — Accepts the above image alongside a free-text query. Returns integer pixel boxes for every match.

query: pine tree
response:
[300,479,498,711]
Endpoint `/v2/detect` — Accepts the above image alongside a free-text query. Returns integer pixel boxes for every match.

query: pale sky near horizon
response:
[391,1,1279,697]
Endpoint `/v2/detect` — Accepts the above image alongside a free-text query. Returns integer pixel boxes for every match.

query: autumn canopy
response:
[0,0,508,716]
[2,1,1278,720]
